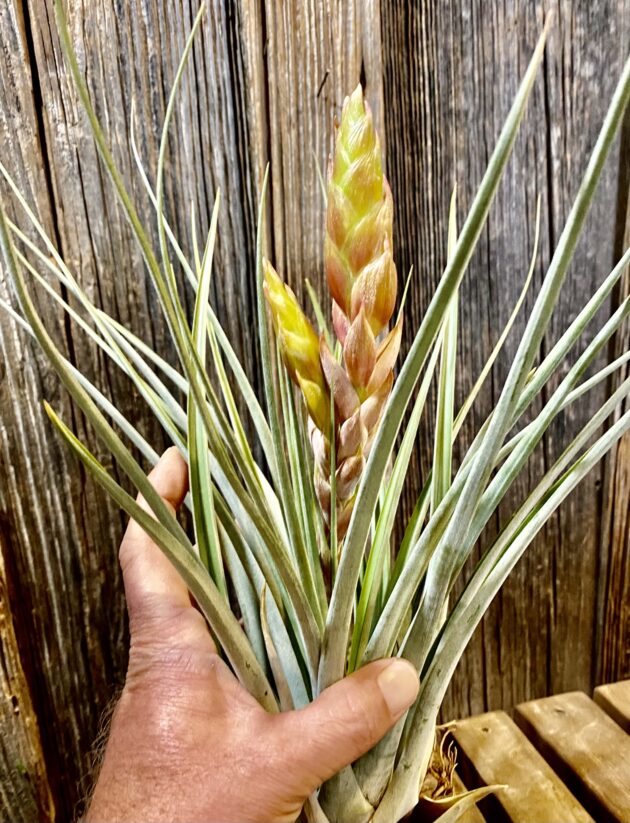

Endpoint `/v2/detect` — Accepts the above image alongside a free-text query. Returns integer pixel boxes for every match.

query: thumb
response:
[119,447,191,621]
[281,658,419,790]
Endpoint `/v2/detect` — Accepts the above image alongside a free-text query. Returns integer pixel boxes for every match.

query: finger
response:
[279,658,419,790]
[119,447,191,619]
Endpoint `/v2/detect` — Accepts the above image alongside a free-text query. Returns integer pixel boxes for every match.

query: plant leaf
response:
[188,193,227,594]
[255,167,325,646]
[45,401,278,713]
[348,338,442,671]
[431,186,459,515]
[395,405,630,809]
[406,51,630,684]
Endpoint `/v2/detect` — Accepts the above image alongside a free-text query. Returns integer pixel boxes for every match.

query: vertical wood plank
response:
[0,532,54,822]
[0,2,125,816]
[1,0,270,816]
[263,0,383,300]
[379,0,630,721]
[598,135,630,683]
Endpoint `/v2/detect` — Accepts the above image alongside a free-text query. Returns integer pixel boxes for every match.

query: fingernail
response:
[377,659,419,717]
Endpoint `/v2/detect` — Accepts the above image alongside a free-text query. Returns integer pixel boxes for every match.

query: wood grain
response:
[598,132,630,685]
[0,2,125,817]
[0,0,377,817]
[0,1,628,819]
[515,691,630,823]
[0,530,54,822]
[453,710,592,823]
[263,0,383,300]
[594,680,630,732]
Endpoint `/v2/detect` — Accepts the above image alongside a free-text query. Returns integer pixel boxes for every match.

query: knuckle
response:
[338,688,384,746]
[130,601,203,644]
[118,533,141,571]
[127,603,211,669]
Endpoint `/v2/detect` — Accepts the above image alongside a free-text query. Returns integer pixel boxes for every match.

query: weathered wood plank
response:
[453,710,592,823]
[597,164,630,684]
[593,680,630,733]
[380,0,630,723]
[515,691,630,823]
[1,0,268,816]
[0,532,54,822]
[0,1,124,817]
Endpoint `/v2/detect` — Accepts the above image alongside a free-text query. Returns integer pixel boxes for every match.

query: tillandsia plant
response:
[1,4,629,822]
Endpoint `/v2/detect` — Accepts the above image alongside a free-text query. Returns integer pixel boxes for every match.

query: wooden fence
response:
[0,1,628,820]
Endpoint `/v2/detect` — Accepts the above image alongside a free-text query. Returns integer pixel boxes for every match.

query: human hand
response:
[86,448,420,822]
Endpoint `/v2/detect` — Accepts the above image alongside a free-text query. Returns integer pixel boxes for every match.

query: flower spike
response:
[265,86,400,541]
[263,259,330,433]
[318,85,401,539]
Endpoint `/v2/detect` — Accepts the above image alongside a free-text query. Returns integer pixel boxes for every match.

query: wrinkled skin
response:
[87,448,419,823]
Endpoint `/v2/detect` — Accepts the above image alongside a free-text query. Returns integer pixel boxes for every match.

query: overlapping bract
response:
[264,84,402,538]
[326,85,397,337]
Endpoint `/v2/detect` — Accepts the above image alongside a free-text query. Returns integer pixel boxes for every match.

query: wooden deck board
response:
[594,680,630,733]
[515,691,630,823]
[452,710,592,822]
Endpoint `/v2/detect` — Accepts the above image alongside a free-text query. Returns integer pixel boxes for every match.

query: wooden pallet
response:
[446,680,630,822]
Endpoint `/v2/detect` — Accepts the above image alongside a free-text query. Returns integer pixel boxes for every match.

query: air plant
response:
[1,4,629,822]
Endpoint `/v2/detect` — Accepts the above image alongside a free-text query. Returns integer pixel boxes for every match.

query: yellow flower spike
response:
[263,259,330,431]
